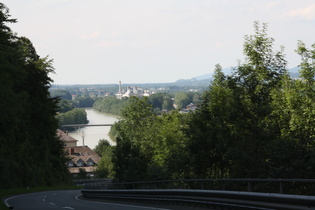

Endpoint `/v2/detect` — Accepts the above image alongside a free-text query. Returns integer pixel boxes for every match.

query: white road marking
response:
[50,202,56,205]
[63,207,74,209]
[75,194,82,200]
[4,194,25,207]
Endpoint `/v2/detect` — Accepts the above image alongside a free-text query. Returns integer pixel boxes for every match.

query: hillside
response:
[174,67,301,86]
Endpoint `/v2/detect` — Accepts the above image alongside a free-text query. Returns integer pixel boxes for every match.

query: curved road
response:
[4,190,170,210]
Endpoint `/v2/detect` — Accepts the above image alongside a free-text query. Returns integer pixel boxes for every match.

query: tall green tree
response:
[112,97,155,182]
[226,22,287,178]
[186,64,233,178]
[186,22,287,179]
[94,139,115,178]
[266,41,315,178]
[0,3,69,188]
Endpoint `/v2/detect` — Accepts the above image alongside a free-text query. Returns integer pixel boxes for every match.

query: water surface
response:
[68,108,119,149]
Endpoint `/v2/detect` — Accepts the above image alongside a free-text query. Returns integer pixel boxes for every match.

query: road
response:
[4,190,172,210]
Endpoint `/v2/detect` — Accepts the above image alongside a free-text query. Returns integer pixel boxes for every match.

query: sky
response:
[2,0,315,84]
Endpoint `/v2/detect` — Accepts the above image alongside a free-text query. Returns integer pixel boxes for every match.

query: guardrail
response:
[84,179,315,195]
[81,189,315,209]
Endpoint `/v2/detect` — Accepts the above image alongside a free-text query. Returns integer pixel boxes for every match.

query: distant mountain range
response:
[175,67,301,85]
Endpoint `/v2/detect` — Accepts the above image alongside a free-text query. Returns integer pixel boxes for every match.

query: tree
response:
[265,41,315,178]
[148,92,174,113]
[73,95,95,108]
[186,64,233,178]
[162,95,173,111]
[186,22,288,179]
[112,97,155,182]
[57,108,88,128]
[94,139,115,178]
[93,96,129,115]
[0,3,70,188]
[58,99,75,113]
[174,92,190,109]
[50,89,72,100]
[148,110,190,180]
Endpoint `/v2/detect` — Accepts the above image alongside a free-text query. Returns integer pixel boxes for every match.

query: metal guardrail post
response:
[279,182,283,194]
[221,181,225,191]
[247,181,252,192]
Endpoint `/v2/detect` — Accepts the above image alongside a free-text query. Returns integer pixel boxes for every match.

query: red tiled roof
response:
[57,129,78,143]
[66,146,101,164]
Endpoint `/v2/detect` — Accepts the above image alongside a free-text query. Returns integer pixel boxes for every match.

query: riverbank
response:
[68,108,119,149]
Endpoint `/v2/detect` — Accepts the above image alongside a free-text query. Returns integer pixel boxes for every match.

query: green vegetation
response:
[94,139,115,178]
[174,92,201,109]
[148,92,174,113]
[0,3,70,189]
[50,89,72,100]
[93,91,200,116]
[109,22,315,184]
[112,97,189,181]
[93,96,129,115]
[2,0,315,199]
[56,108,88,127]
[58,99,75,113]
[73,95,95,108]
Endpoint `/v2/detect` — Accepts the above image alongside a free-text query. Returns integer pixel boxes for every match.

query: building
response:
[179,103,198,113]
[116,81,151,99]
[57,129,101,177]
[57,129,78,147]
[65,146,101,177]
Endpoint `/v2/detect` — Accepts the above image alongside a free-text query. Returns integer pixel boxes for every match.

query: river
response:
[68,108,119,149]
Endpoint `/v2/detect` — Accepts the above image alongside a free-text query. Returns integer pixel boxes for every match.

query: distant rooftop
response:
[57,129,78,143]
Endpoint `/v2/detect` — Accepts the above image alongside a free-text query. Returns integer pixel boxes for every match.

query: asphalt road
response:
[4,190,172,210]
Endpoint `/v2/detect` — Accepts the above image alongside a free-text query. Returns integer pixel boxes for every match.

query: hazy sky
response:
[2,0,315,84]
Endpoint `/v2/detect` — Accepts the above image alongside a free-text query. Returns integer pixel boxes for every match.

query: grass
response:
[0,184,81,210]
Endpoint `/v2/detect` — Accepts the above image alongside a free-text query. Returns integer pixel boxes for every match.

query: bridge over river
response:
[60,108,119,148]
[61,124,114,127]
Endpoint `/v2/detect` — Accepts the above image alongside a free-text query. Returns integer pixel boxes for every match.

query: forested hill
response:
[0,3,70,188]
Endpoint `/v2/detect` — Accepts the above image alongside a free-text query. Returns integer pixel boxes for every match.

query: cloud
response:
[284,4,315,20]
[95,41,122,48]
[79,30,102,39]
[110,32,124,37]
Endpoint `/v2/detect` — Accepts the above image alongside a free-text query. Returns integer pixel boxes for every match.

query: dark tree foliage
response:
[58,100,75,113]
[94,139,114,178]
[112,97,190,182]
[111,22,315,187]
[174,92,201,109]
[50,89,72,100]
[112,97,154,182]
[56,108,88,129]
[0,3,69,188]
[148,92,174,113]
[73,95,95,108]
[93,96,129,115]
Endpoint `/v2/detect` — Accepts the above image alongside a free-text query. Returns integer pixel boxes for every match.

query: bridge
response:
[61,124,114,128]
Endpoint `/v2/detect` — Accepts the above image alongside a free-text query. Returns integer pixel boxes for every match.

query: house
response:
[179,103,198,113]
[57,129,101,177]
[65,146,101,177]
[57,129,78,147]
